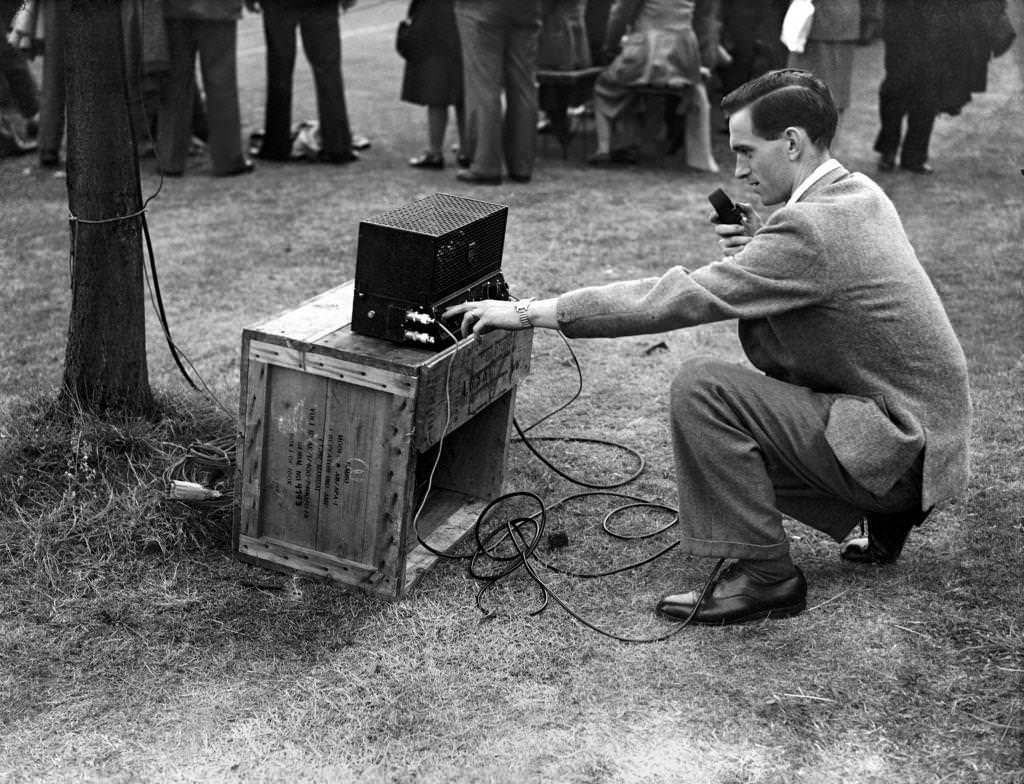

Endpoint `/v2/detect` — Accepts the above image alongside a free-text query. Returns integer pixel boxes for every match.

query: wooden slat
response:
[238,534,377,582]
[256,366,328,547]
[249,282,355,343]
[249,340,416,397]
[403,493,488,591]
[238,359,269,537]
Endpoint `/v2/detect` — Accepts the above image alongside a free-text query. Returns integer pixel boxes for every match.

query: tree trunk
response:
[60,0,154,416]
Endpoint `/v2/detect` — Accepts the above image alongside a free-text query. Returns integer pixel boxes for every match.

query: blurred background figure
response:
[398,0,466,170]
[36,0,67,169]
[873,0,1012,175]
[716,0,787,97]
[453,0,543,185]
[588,0,719,171]
[586,0,613,63]
[246,0,359,165]
[0,0,40,156]
[787,0,863,140]
[157,0,250,176]
[536,0,591,149]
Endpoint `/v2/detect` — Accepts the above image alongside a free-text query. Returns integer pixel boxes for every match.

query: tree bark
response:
[60,0,154,415]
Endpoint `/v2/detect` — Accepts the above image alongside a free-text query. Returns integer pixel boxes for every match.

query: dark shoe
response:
[351,134,371,151]
[255,148,292,162]
[317,150,359,165]
[841,507,931,564]
[900,162,934,175]
[39,150,61,169]
[456,169,502,185]
[610,146,639,164]
[508,173,531,184]
[218,160,254,177]
[877,153,896,172]
[587,149,637,166]
[451,145,471,168]
[656,563,807,625]
[409,151,444,170]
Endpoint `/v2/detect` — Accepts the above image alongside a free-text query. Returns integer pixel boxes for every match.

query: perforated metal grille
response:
[363,193,505,237]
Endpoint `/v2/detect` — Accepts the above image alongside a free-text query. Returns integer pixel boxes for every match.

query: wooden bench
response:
[537,66,698,160]
[536,66,605,158]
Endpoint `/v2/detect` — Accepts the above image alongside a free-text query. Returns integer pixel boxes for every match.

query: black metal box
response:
[351,193,509,349]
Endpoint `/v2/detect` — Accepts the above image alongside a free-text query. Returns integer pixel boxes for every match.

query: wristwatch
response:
[514,297,535,328]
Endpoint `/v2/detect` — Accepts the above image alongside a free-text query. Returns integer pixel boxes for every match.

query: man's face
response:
[728,107,794,207]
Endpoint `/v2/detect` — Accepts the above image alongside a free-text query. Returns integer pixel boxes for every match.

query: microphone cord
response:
[415,323,724,642]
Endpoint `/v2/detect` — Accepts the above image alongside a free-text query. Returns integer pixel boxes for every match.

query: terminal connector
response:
[403,330,435,345]
[404,310,433,326]
[169,480,222,501]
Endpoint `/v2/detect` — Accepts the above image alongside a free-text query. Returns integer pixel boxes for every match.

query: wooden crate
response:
[234,282,532,599]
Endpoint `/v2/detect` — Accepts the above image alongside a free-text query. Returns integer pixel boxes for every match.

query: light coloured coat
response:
[555,167,971,511]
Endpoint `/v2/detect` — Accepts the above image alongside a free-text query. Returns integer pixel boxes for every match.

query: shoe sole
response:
[691,599,807,626]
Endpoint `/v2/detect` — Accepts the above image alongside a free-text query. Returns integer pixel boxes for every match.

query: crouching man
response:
[445,69,970,625]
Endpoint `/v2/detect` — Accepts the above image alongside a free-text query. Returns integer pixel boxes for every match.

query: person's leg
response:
[298,5,353,158]
[156,19,197,175]
[681,82,719,172]
[898,101,936,172]
[873,75,905,168]
[194,20,248,175]
[455,0,504,179]
[260,3,298,159]
[37,0,66,166]
[669,357,923,564]
[426,105,448,156]
[502,7,541,180]
[659,357,924,623]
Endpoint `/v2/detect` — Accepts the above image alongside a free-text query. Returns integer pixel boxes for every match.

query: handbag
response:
[395,17,418,60]
[780,0,815,54]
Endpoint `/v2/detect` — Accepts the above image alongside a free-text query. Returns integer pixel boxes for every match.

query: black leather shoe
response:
[841,507,931,564]
[317,150,359,165]
[900,162,934,175]
[409,151,444,169]
[657,563,807,625]
[877,153,896,171]
[217,160,254,177]
[456,169,502,185]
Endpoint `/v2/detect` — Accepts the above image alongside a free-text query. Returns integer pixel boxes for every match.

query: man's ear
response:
[783,127,804,160]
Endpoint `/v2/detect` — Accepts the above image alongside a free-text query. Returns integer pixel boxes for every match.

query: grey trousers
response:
[454,0,541,179]
[157,19,246,176]
[670,357,923,562]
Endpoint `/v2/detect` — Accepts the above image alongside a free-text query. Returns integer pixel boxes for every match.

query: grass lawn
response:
[1,3,1022,782]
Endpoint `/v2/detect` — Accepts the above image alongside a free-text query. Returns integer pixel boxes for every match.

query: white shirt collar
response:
[787,158,843,206]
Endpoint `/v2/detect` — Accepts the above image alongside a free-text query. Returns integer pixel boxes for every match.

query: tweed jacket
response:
[556,168,971,510]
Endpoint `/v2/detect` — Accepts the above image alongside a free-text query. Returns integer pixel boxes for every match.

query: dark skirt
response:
[399,0,463,107]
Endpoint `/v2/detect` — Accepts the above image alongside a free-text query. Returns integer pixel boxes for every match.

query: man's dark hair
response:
[721,69,838,149]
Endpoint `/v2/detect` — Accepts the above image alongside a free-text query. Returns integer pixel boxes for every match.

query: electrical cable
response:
[411,318,725,642]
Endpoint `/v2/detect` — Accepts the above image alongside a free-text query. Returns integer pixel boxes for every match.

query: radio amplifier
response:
[351,193,510,349]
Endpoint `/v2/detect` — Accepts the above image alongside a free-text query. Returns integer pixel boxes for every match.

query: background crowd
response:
[0,0,1015,182]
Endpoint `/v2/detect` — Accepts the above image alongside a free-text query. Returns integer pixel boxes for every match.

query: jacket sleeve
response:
[555,208,832,337]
